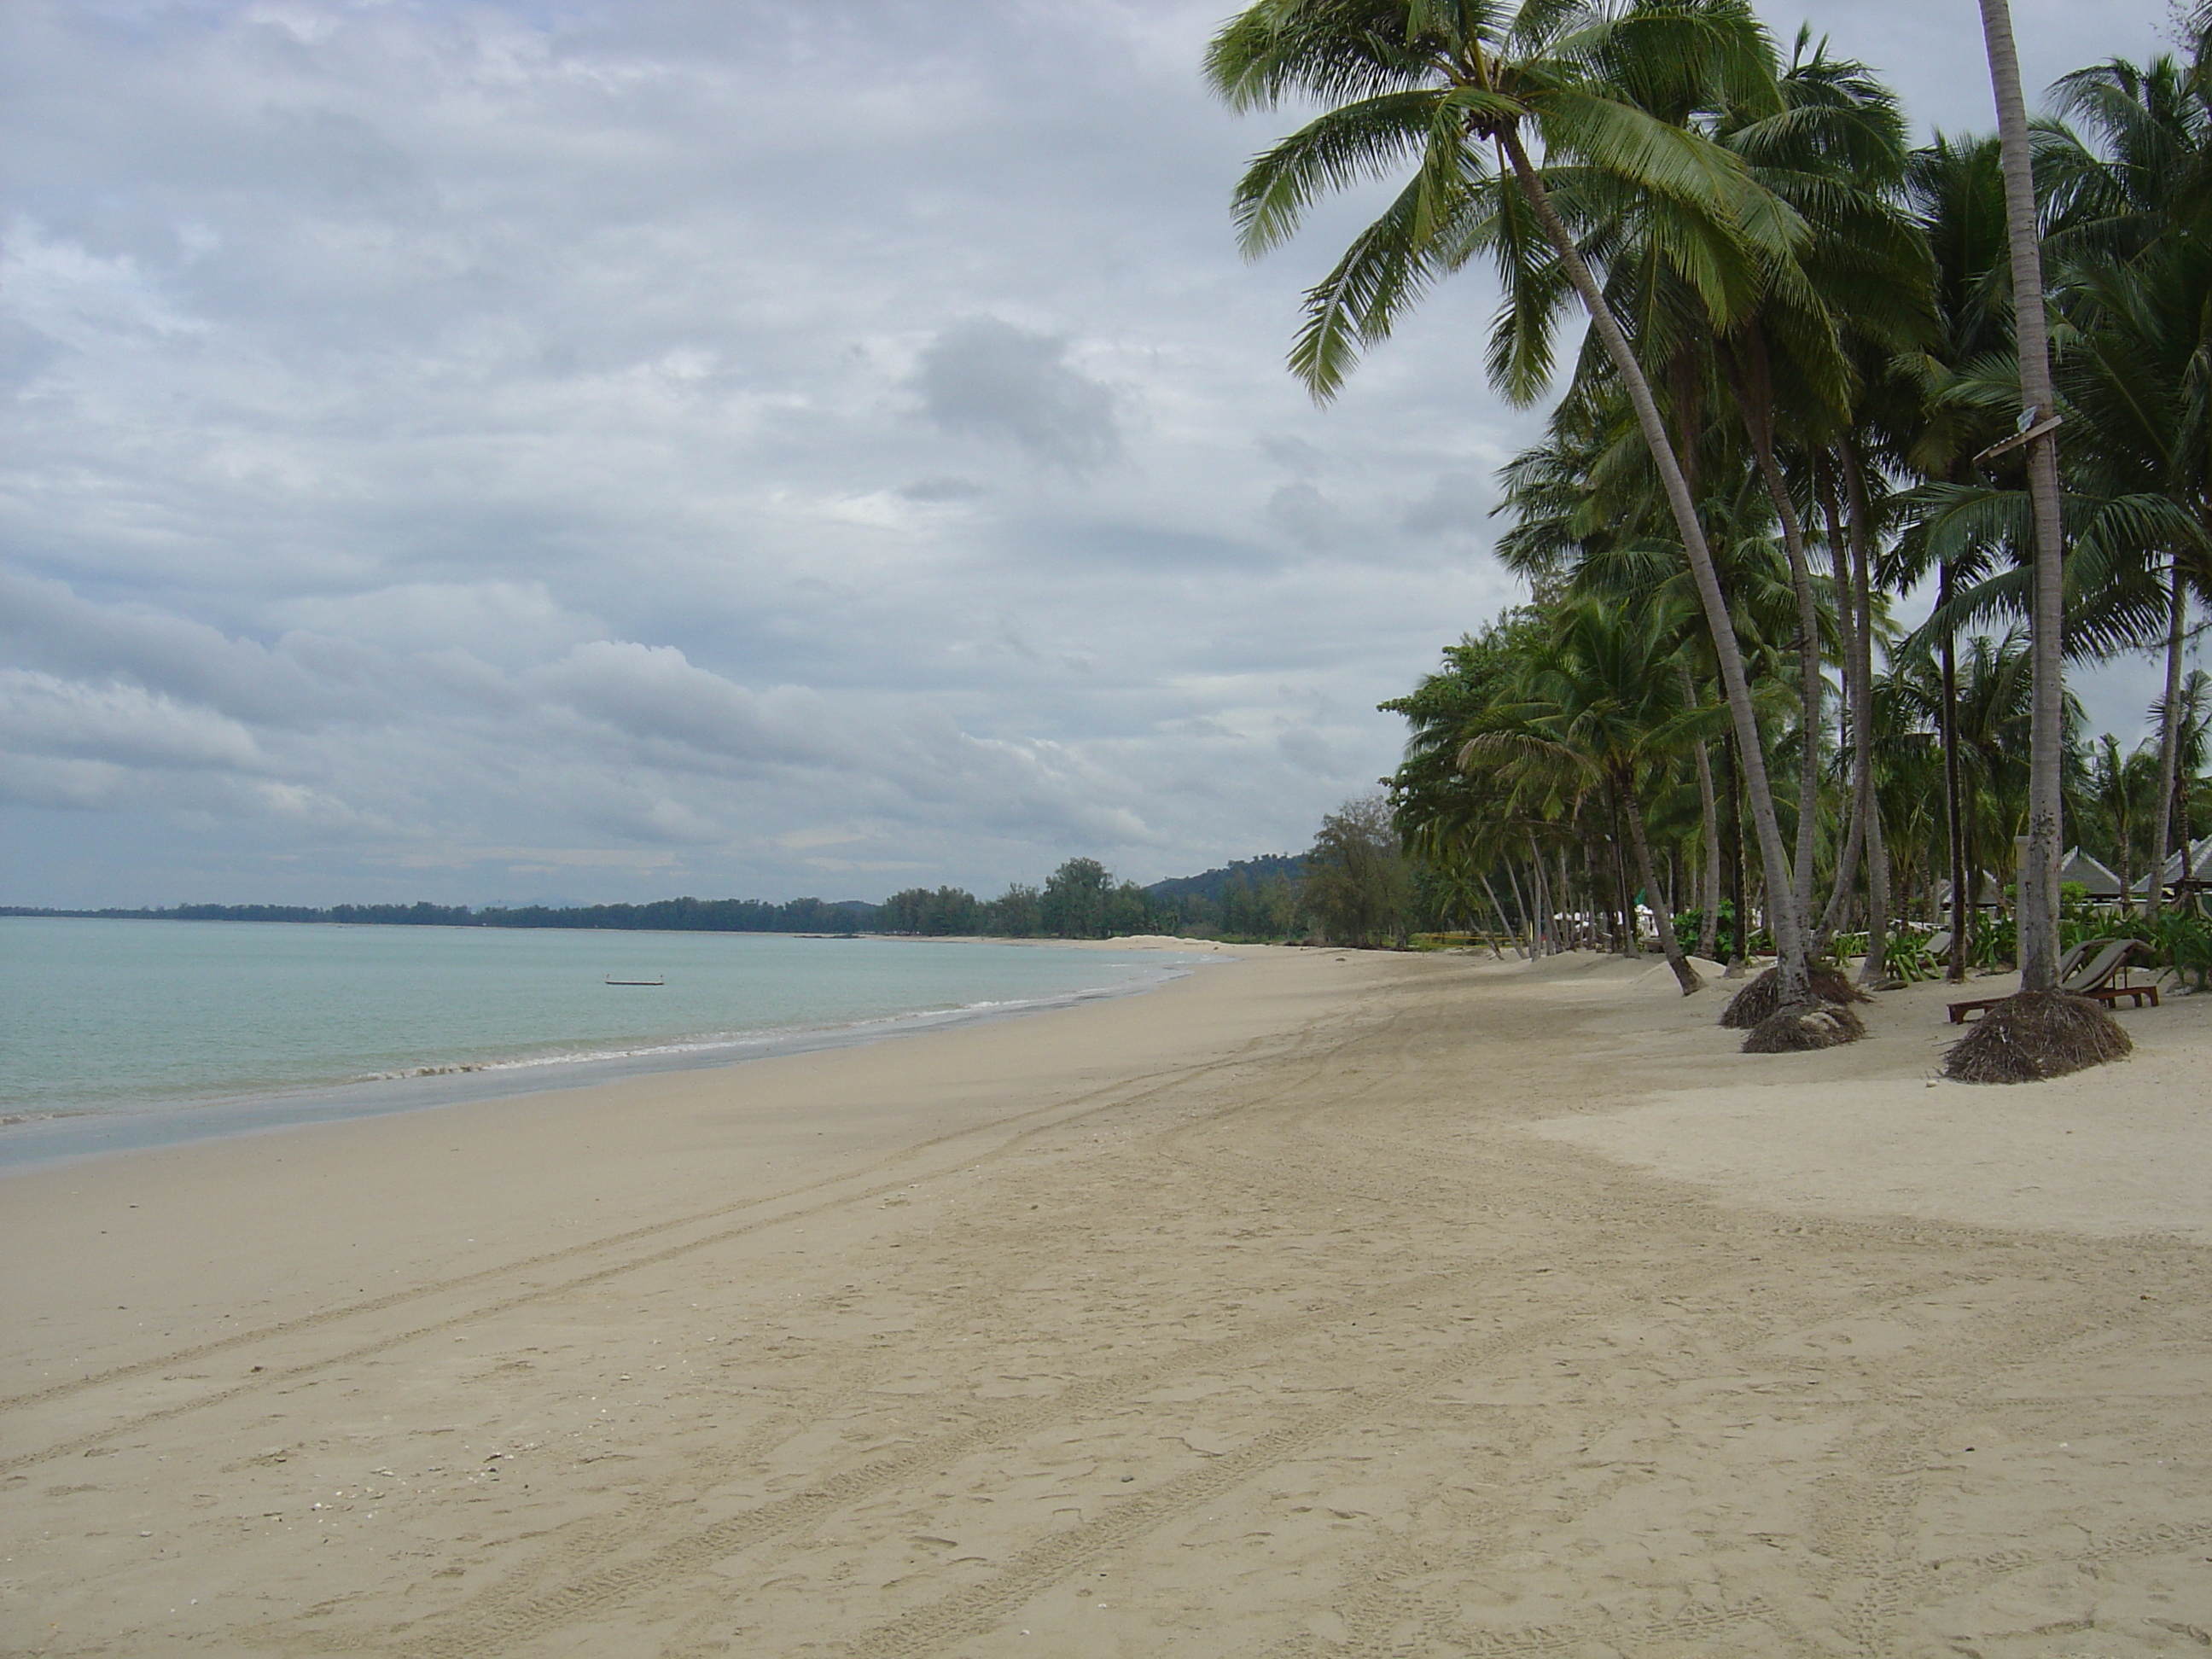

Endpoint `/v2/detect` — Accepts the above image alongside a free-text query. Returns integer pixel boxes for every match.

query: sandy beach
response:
[4,946,2209,1657]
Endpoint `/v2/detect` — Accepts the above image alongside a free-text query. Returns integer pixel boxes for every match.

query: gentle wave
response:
[0,921,1205,1169]
[346,981,1144,1083]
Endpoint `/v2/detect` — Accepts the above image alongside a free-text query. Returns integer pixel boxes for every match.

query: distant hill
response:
[1144,853,1303,903]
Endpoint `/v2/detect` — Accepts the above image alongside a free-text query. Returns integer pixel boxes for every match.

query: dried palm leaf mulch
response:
[1720,963,1872,1028]
[1941,990,2133,1084]
[1740,999,1868,1053]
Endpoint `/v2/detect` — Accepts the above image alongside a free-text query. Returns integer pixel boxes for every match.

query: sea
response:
[0,917,1195,1170]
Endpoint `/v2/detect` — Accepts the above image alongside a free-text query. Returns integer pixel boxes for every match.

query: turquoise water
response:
[0,918,1184,1167]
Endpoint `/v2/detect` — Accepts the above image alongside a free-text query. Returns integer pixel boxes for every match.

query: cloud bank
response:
[0,0,2173,905]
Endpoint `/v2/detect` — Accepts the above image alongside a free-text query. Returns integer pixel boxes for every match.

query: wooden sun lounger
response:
[1947,939,2157,1023]
[2081,981,2160,1012]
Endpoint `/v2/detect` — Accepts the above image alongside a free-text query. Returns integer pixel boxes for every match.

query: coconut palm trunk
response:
[1684,665,1725,959]
[1977,0,2065,992]
[1842,436,1894,980]
[2149,559,2188,921]
[1621,774,1704,995]
[1528,834,1551,956]
[1557,847,1576,948]
[1697,742,1724,954]
[1815,470,1865,950]
[1723,734,1749,975]
[1479,870,1518,958]
[1606,802,1639,958]
[1940,568,1970,980]
[1720,342,1826,934]
[1498,130,1812,1006]
[1505,859,1535,955]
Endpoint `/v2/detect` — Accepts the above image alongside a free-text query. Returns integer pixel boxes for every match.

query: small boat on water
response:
[604,974,665,986]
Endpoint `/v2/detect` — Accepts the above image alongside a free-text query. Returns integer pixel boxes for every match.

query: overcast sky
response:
[0,0,2181,908]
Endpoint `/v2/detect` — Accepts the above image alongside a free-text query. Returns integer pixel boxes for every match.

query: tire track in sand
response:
[282,1252,1553,1658]
[0,1011,1360,1476]
[825,1282,1737,1659]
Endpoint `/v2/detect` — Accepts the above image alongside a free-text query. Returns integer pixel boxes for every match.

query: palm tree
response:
[1458,595,1716,992]
[2043,43,2212,922]
[1489,28,1925,964]
[1866,661,1947,926]
[1891,130,2014,980]
[1888,630,2040,954]
[1975,0,2067,991]
[1710,38,1928,941]
[1208,0,1826,1015]
[1385,609,1569,956]
[2080,733,2160,911]
[2147,669,2212,903]
[1497,404,1825,971]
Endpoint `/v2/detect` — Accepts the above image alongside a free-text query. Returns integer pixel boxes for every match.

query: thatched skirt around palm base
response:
[1941,991,2133,1083]
[1740,1000,1867,1052]
[1719,963,1871,1029]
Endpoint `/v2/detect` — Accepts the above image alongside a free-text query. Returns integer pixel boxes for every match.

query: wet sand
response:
[3,946,2209,1656]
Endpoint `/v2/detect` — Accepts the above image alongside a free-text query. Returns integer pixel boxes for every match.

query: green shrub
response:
[1883,928,1938,982]
[1674,900,1740,960]
[1970,915,2017,971]
[2149,912,2212,992]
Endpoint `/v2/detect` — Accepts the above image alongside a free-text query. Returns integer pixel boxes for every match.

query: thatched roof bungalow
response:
[1936,872,2005,909]
[2058,847,2124,899]
[2133,836,2212,899]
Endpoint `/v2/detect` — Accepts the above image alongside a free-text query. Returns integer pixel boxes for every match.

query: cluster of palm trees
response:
[1209,0,2209,1046]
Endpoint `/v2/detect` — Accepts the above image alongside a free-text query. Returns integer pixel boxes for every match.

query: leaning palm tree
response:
[1504,33,1926,958]
[1207,0,1830,1023]
[1708,36,1929,942]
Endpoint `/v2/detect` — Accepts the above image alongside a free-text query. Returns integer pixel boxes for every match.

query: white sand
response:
[1531,963,2212,1241]
[4,946,2209,1656]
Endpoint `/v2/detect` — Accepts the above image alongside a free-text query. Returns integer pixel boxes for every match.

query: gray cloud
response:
[1266,481,1342,550]
[0,0,2174,907]
[528,641,851,771]
[1259,434,1326,477]
[0,669,265,773]
[1403,471,1493,537]
[912,317,1120,470]
[898,475,990,503]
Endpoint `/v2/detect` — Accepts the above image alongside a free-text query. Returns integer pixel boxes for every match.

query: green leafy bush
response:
[2149,912,2212,992]
[1883,928,1938,982]
[1673,900,1739,960]
[1970,916,2017,971]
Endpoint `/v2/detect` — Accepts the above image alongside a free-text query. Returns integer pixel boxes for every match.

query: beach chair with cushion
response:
[2075,938,2163,1011]
[1947,938,2160,1023]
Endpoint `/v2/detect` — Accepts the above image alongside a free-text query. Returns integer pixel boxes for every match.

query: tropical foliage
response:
[1211,0,2212,1001]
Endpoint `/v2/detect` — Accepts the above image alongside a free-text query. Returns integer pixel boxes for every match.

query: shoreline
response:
[0,934,1221,1177]
[6,947,2208,1656]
